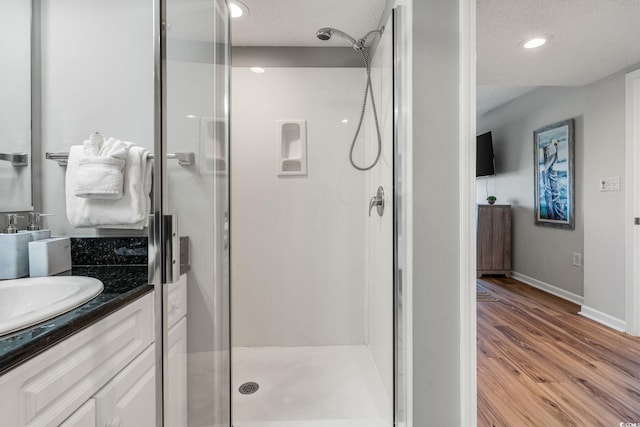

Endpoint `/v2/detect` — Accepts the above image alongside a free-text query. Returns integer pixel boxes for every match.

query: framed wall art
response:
[533,118,575,229]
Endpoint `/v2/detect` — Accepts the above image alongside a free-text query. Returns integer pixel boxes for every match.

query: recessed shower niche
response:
[277,120,307,176]
[202,118,227,175]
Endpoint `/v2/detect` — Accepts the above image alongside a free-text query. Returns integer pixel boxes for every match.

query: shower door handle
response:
[369,186,385,217]
[163,214,180,284]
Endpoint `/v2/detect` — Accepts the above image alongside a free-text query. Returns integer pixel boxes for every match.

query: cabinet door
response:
[477,205,511,275]
[167,274,187,329]
[94,345,155,427]
[60,399,96,427]
[0,293,153,427]
[167,316,187,427]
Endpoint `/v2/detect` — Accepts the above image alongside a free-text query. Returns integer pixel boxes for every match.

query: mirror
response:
[0,0,32,212]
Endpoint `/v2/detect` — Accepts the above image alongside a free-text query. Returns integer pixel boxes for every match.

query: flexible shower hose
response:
[349,47,382,171]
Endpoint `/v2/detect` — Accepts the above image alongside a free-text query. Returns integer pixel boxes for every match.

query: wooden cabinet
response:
[477,204,511,278]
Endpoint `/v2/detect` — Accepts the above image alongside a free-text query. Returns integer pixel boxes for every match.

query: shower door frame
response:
[392,5,410,427]
[150,0,167,424]
[151,0,233,425]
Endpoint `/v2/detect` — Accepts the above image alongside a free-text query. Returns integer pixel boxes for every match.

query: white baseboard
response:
[508,272,626,332]
[510,271,584,306]
[578,305,627,332]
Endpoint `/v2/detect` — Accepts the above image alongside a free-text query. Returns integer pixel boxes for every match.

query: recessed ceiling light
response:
[523,37,548,49]
[250,67,265,74]
[229,1,249,18]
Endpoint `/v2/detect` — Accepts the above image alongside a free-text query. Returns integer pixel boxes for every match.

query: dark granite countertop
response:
[0,265,152,376]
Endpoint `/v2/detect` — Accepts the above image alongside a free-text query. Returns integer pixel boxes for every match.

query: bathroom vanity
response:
[0,292,154,426]
[0,238,188,427]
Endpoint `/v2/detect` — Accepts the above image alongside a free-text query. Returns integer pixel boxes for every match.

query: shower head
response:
[316,28,333,41]
[316,27,361,50]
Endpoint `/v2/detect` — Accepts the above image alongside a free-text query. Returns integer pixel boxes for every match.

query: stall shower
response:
[231,9,396,427]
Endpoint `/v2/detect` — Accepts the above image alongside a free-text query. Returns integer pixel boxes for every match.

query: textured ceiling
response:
[477,0,640,114]
[477,0,640,86]
[225,0,640,114]
[231,0,389,48]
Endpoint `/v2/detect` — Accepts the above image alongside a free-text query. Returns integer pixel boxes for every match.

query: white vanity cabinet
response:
[0,274,188,427]
[60,400,97,427]
[94,345,156,427]
[0,292,154,426]
[167,317,187,426]
[166,274,188,427]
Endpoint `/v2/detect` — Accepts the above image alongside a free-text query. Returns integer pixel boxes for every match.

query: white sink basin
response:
[0,276,104,336]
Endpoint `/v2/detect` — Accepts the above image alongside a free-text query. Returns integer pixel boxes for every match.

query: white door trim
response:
[460,0,477,424]
[625,68,640,336]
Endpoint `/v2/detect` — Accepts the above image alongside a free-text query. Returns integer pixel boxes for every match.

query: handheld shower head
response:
[316,27,361,50]
[316,28,333,41]
[315,25,385,171]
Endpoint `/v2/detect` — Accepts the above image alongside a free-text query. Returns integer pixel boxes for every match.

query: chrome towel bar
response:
[0,152,28,167]
[45,151,195,167]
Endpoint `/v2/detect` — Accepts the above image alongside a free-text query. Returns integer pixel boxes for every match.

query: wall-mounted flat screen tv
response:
[476,131,495,177]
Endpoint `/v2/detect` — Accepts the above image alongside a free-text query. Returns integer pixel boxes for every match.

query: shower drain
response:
[239,381,260,395]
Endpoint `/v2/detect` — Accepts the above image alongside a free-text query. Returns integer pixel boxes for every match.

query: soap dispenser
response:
[5,214,21,233]
[28,212,51,231]
[0,214,31,279]
[24,213,53,241]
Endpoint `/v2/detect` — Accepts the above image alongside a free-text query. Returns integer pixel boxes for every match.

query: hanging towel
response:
[74,134,131,199]
[66,144,153,229]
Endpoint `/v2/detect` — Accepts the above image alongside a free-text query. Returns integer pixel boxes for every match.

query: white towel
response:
[74,135,131,199]
[66,145,153,229]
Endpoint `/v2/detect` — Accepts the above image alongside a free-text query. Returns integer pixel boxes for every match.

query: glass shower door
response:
[153,0,230,425]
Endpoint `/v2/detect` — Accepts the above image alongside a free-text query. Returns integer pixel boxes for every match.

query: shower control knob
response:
[368,186,385,217]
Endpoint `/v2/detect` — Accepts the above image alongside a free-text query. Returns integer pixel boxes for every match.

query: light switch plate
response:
[599,176,620,192]
[572,252,582,267]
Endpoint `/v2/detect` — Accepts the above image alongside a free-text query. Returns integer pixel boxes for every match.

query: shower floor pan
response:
[232,345,391,427]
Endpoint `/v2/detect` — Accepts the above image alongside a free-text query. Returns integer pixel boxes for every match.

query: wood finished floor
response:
[477,276,640,426]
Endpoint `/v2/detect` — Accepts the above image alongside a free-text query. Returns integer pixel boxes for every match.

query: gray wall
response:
[583,69,629,321]
[412,0,462,425]
[477,87,586,298]
[477,64,639,326]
